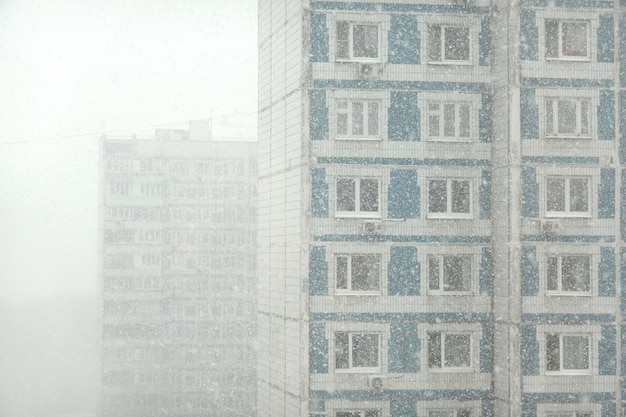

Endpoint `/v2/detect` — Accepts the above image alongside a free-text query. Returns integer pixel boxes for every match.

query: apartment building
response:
[258,1,625,416]
[99,122,257,417]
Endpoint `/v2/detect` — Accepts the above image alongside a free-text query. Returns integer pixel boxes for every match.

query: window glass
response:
[360,179,379,212]
[353,24,379,58]
[451,180,470,213]
[429,180,448,213]
[546,178,566,212]
[337,179,356,212]
[545,19,588,59]
[336,254,381,292]
[444,26,470,61]
[335,332,379,370]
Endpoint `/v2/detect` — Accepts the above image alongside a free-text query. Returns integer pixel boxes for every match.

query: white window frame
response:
[335,99,381,140]
[544,19,590,61]
[334,331,381,373]
[545,254,591,296]
[428,24,472,65]
[428,255,473,295]
[427,178,473,219]
[335,177,381,219]
[545,333,591,375]
[544,97,591,138]
[335,21,381,62]
[335,253,382,295]
[427,331,473,372]
[545,176,591,218]
[427,101,472,141]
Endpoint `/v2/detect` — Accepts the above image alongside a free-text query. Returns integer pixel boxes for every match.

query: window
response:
[336,411,381,417]
[336,178,380,217]
[545,413,592,417]
[545,98,590,138]
[336,21,379,61]
[546,255,590,294]
[546,333,590,373]
[336,254,381,293]
[428,102,471,140]
[336,100,380,139]
[546,177,590,216]
[428,25,470,63]
[428,332,472,370]
[545,19,589,60]
[335,332,380,371]
[428,179,472,218]
[429,410,472,417]
[429,256,472,293]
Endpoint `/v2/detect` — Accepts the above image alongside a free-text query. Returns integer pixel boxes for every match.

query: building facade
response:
[99,122,257,417]
[258,1,626,416]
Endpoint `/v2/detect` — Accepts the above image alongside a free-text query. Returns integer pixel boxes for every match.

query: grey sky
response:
[0,0,258,300]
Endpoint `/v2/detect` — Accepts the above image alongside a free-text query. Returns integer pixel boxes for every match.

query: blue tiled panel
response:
[388,322,419,373]
[310,89,329,140]
[391,401,417,417]
[620,92,626,164]
[599,325,617,375]
[388,169,420,219]
[309,323,328,373]
[523,313,615,323]
[621,249,626,317]
[598,90,615,140]
[523,156,599,164]
[621,172,626,240]
[521,324,540,375]
[622,326,626,399]
[311,168,329,217]
[311,312,490,322]
[482,399,494,417]
[597,14,614,63]
[479,93,492,142]
[523,77,613,88]
[602,403,617,417]
[315,234,491,243]
[479,170,491,219]
[479,247,493,296]
[310,2,490,14]
[521,246,539,296]
[388,91,420,141]
[521,89,539,139]
[522,393,615,402]
[312,389,491,400]
[521,0,612,7]
[388,15,420,64]
[310,399,325,412]
[520,10,538,61]
[310,246,329,296]
[522,167,539,217]
[388,246,420,295]
[479,17,491,66]
[599,167,615,218]
[522,403,537,417]
[620,16,626,86]
[480,322,493,373]
[599,247,616,297]
[314,79,489,92]
[318,156,490,166]
[522,234,615,243]
[310,13,329,62]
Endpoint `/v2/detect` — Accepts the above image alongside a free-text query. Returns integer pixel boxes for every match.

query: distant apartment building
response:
[258,1,626,417]
[99,121,257,417]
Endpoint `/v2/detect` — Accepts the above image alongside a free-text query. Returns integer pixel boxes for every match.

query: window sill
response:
[427,214,474,220]
[335,58,382,64]
[335,137,383,142]
[545,370,591,376]
[544,57,591,62]
[336,213,382,219]
[428,367,474,373]
[544,213,592,219]
[546,292,592,297]
[544,135,592,140]
[335,291,381,296]
[428,291,474,296]
[428,60,473,66]
[427,137,473,143]
[335,368,382,374]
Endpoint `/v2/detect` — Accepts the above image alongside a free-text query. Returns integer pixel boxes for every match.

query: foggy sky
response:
[0,0,258,301]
